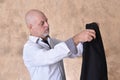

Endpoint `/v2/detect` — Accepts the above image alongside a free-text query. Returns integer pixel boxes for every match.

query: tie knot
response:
[42,39,49,44]
[42,39,51,49]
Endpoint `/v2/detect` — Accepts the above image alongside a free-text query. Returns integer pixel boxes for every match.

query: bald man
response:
[23,9,96,80]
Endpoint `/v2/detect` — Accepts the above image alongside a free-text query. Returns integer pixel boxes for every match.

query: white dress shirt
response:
[23,36,83,80]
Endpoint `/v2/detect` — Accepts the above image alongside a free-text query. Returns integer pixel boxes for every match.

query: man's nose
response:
[44,22,49,27]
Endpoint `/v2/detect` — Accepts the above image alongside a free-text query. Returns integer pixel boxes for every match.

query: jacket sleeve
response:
[23,42,71,66]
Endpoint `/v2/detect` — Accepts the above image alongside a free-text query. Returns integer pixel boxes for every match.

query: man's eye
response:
[41,21,44,25]
[46,20,48,22]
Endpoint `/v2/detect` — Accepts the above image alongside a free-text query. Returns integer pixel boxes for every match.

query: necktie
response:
[36,38,51,49]
[42,39,51,49]
[42,39,49,45]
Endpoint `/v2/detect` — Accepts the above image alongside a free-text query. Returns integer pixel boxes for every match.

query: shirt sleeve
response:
[23,42,71,66]
[65,38,83,58]
[65,38,78,54]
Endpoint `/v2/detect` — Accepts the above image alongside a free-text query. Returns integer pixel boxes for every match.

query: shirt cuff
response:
[65,38,77,54]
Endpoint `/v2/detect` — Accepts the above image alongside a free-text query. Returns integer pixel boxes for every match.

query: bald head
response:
[25,9,46,26]
[25,9,49,38]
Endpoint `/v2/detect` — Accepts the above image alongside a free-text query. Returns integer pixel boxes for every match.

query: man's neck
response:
[42,35,49,41]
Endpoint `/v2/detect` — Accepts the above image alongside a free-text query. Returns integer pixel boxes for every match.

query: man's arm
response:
[65,29,96,58]
[23,41,74,66]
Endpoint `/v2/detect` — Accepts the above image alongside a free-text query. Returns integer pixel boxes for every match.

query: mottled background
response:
[0,0,120,80]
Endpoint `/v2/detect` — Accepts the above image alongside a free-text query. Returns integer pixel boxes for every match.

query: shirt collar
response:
[29,35,50,43]
[29,36,42,43]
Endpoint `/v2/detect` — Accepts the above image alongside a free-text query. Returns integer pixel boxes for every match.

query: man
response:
[23,9,96,80]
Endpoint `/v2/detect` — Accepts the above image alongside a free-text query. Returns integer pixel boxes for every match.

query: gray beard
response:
[42,33,49,37]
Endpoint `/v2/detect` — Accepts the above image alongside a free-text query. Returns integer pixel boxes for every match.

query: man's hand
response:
[73,29,96,45]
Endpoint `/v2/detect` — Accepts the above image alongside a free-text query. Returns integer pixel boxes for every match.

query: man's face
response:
[31,14,49,38]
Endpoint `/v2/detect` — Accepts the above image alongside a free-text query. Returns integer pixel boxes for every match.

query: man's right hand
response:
[73,29,96,45]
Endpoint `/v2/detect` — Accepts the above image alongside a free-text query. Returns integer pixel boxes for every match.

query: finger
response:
[87,29,96,34]
[87,30,96,39]
[91,33,96,39]
[87,36,93,42]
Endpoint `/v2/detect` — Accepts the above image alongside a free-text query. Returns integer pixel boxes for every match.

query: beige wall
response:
[0,0,120,80]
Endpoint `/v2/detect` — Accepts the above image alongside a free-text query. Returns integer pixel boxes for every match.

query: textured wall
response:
[0,0,120,80]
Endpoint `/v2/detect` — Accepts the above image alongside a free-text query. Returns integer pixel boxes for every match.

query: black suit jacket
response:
[80,22,108,80]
